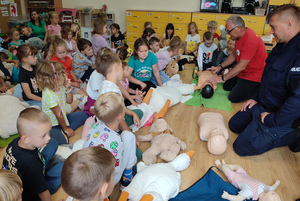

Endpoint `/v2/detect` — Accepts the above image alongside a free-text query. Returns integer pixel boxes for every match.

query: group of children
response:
[0,12,238,201]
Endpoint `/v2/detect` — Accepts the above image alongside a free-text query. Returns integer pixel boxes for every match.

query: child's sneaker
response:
[192,66,199,79]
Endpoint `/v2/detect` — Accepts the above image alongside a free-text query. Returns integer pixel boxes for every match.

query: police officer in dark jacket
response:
[228,4,300,156]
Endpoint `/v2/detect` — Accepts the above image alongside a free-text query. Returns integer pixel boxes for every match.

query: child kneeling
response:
[83,92,137,189]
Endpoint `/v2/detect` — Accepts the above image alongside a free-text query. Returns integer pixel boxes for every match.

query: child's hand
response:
[140,82,147,90]
[136,136,140,148]
[71,81,80,88]
[5,76,11,81]
[135,89,145,96]
[77,79,83,84]
[64,127,75,137]
[0,85,8,93]
[132,112,141,127]
[64,78,71,88]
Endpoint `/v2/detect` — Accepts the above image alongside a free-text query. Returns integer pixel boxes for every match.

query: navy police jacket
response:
[253,32,300,128]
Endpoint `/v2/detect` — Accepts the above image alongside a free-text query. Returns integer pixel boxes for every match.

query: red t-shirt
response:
[50,55,74,82]
[213,33,220,41]
[234,28,267,82]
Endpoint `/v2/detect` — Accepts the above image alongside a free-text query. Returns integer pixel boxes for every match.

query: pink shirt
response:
[119,78,129,89]
[226,168,272,200]
[47,24,62,37]
[154,51,172,71]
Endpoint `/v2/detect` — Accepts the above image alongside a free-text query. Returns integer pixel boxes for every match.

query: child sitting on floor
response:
[19,25,36,42]
[2,108,64,201]
[72,38,95,83]
[61,26,79,58]
[36,61,88,144]
[216,37,236,74]
[61,147,115,201]
[83,92,137,189]
[0,169,23,201]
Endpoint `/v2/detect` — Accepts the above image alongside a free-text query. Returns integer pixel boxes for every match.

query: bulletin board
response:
[0,0,22,34]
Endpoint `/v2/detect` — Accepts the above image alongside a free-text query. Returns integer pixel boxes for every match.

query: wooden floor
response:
[1,64,300,201]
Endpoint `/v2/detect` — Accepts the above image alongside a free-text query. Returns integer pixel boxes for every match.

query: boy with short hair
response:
[207,20,220,47]
[2,108,63,201]
[61,147,115,201]
[19,25,36,42]
[83,92,137,189]
[194,31,218,77]
[149,37,160,53]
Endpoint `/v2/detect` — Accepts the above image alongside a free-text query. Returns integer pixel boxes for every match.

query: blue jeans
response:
[25,100,42,109]
[229,104,296,156]
[151,71,170,85]
[13,83,22,98]
[50,111,88,144]
[40,138,63,194]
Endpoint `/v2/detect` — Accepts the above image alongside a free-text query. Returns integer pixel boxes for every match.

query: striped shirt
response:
[226,168,272,200]
[42,87,69,126]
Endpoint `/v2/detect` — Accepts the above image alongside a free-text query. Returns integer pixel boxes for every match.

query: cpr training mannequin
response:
[118,151,194,201]
[197,70,218,98]
[137,118,186,165]
[197,112,228,155]
[215,159,281,201]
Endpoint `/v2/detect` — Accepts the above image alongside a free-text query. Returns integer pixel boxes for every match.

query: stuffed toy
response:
[215,159,281,201]
[25,37,45,64]
[165,60,179,78]
[48,139,84,167]
[197,112,228,155]
[137,119,186,165]
[219,25,228,51]
[118,151,194,201]
[0,94,31,138]
[0,61,14,89]
[144,75,199,120]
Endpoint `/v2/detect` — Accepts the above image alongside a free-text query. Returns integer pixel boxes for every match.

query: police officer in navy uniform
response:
[228,4,300,156]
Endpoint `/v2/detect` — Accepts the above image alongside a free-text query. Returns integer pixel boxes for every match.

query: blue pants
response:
[50,111,88,144]
[40,138,63,194]
[151,71,170,85]
[229,105,296,156]
[25,100,42,109]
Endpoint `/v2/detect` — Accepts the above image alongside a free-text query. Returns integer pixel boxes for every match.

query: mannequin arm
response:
[222,191,246,201]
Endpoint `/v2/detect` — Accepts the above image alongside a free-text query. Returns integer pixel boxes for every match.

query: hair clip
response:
[101,47,106,55]
[134,43,141,49]
[13,50,17,56]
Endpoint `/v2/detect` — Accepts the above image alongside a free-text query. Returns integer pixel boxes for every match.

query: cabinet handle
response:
[154,16,161,19]
[133,36,138,38]
[175,28,183,30]
[133,16,140,18]
[199,18,207,21]
[248,21,256,23]
[153,27,161,29]
[176,17,183,19]
[133,26,140,28]
[199,29,206,31]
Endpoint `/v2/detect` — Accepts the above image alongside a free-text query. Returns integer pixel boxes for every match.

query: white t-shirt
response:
[197,43,218,70]
[86,70,106,100]
[98,80,122,97]
[185,34,201,56]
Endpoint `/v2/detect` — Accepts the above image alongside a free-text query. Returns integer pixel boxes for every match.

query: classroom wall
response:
[62,0,257,32]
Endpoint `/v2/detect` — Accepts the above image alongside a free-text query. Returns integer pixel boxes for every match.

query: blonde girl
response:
[61,26,78,58]
[185,22,201,56]
[152,36,185,85]
[47,11,62,38]
[120,61,145,106]
[16,44,42,108]
[128,38,162,93]
[49,37,86,95]
[8,28,23,48]
[36,61,88,144]
[91,18,108,55]
[0,169,23,201]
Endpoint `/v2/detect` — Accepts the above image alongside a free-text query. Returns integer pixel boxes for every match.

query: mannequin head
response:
[207,128,227,155]
[201,84,214,98]
[259,191,281,201]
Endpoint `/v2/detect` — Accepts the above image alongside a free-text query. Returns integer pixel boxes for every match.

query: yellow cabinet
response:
[215,14,230,26]
[126,11,147,22]
[152,22,166,35]
[147,12,169,23]
[126,21,144,33]
[242,16,265,35]
[173,23,188,41]
[192,13,216,26]
[268,0,290,5]
[169,12,191,24]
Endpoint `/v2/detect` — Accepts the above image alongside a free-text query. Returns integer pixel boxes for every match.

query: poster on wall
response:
[10,0,14,3]
[10,3,17,16]
[0,0,6,5]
